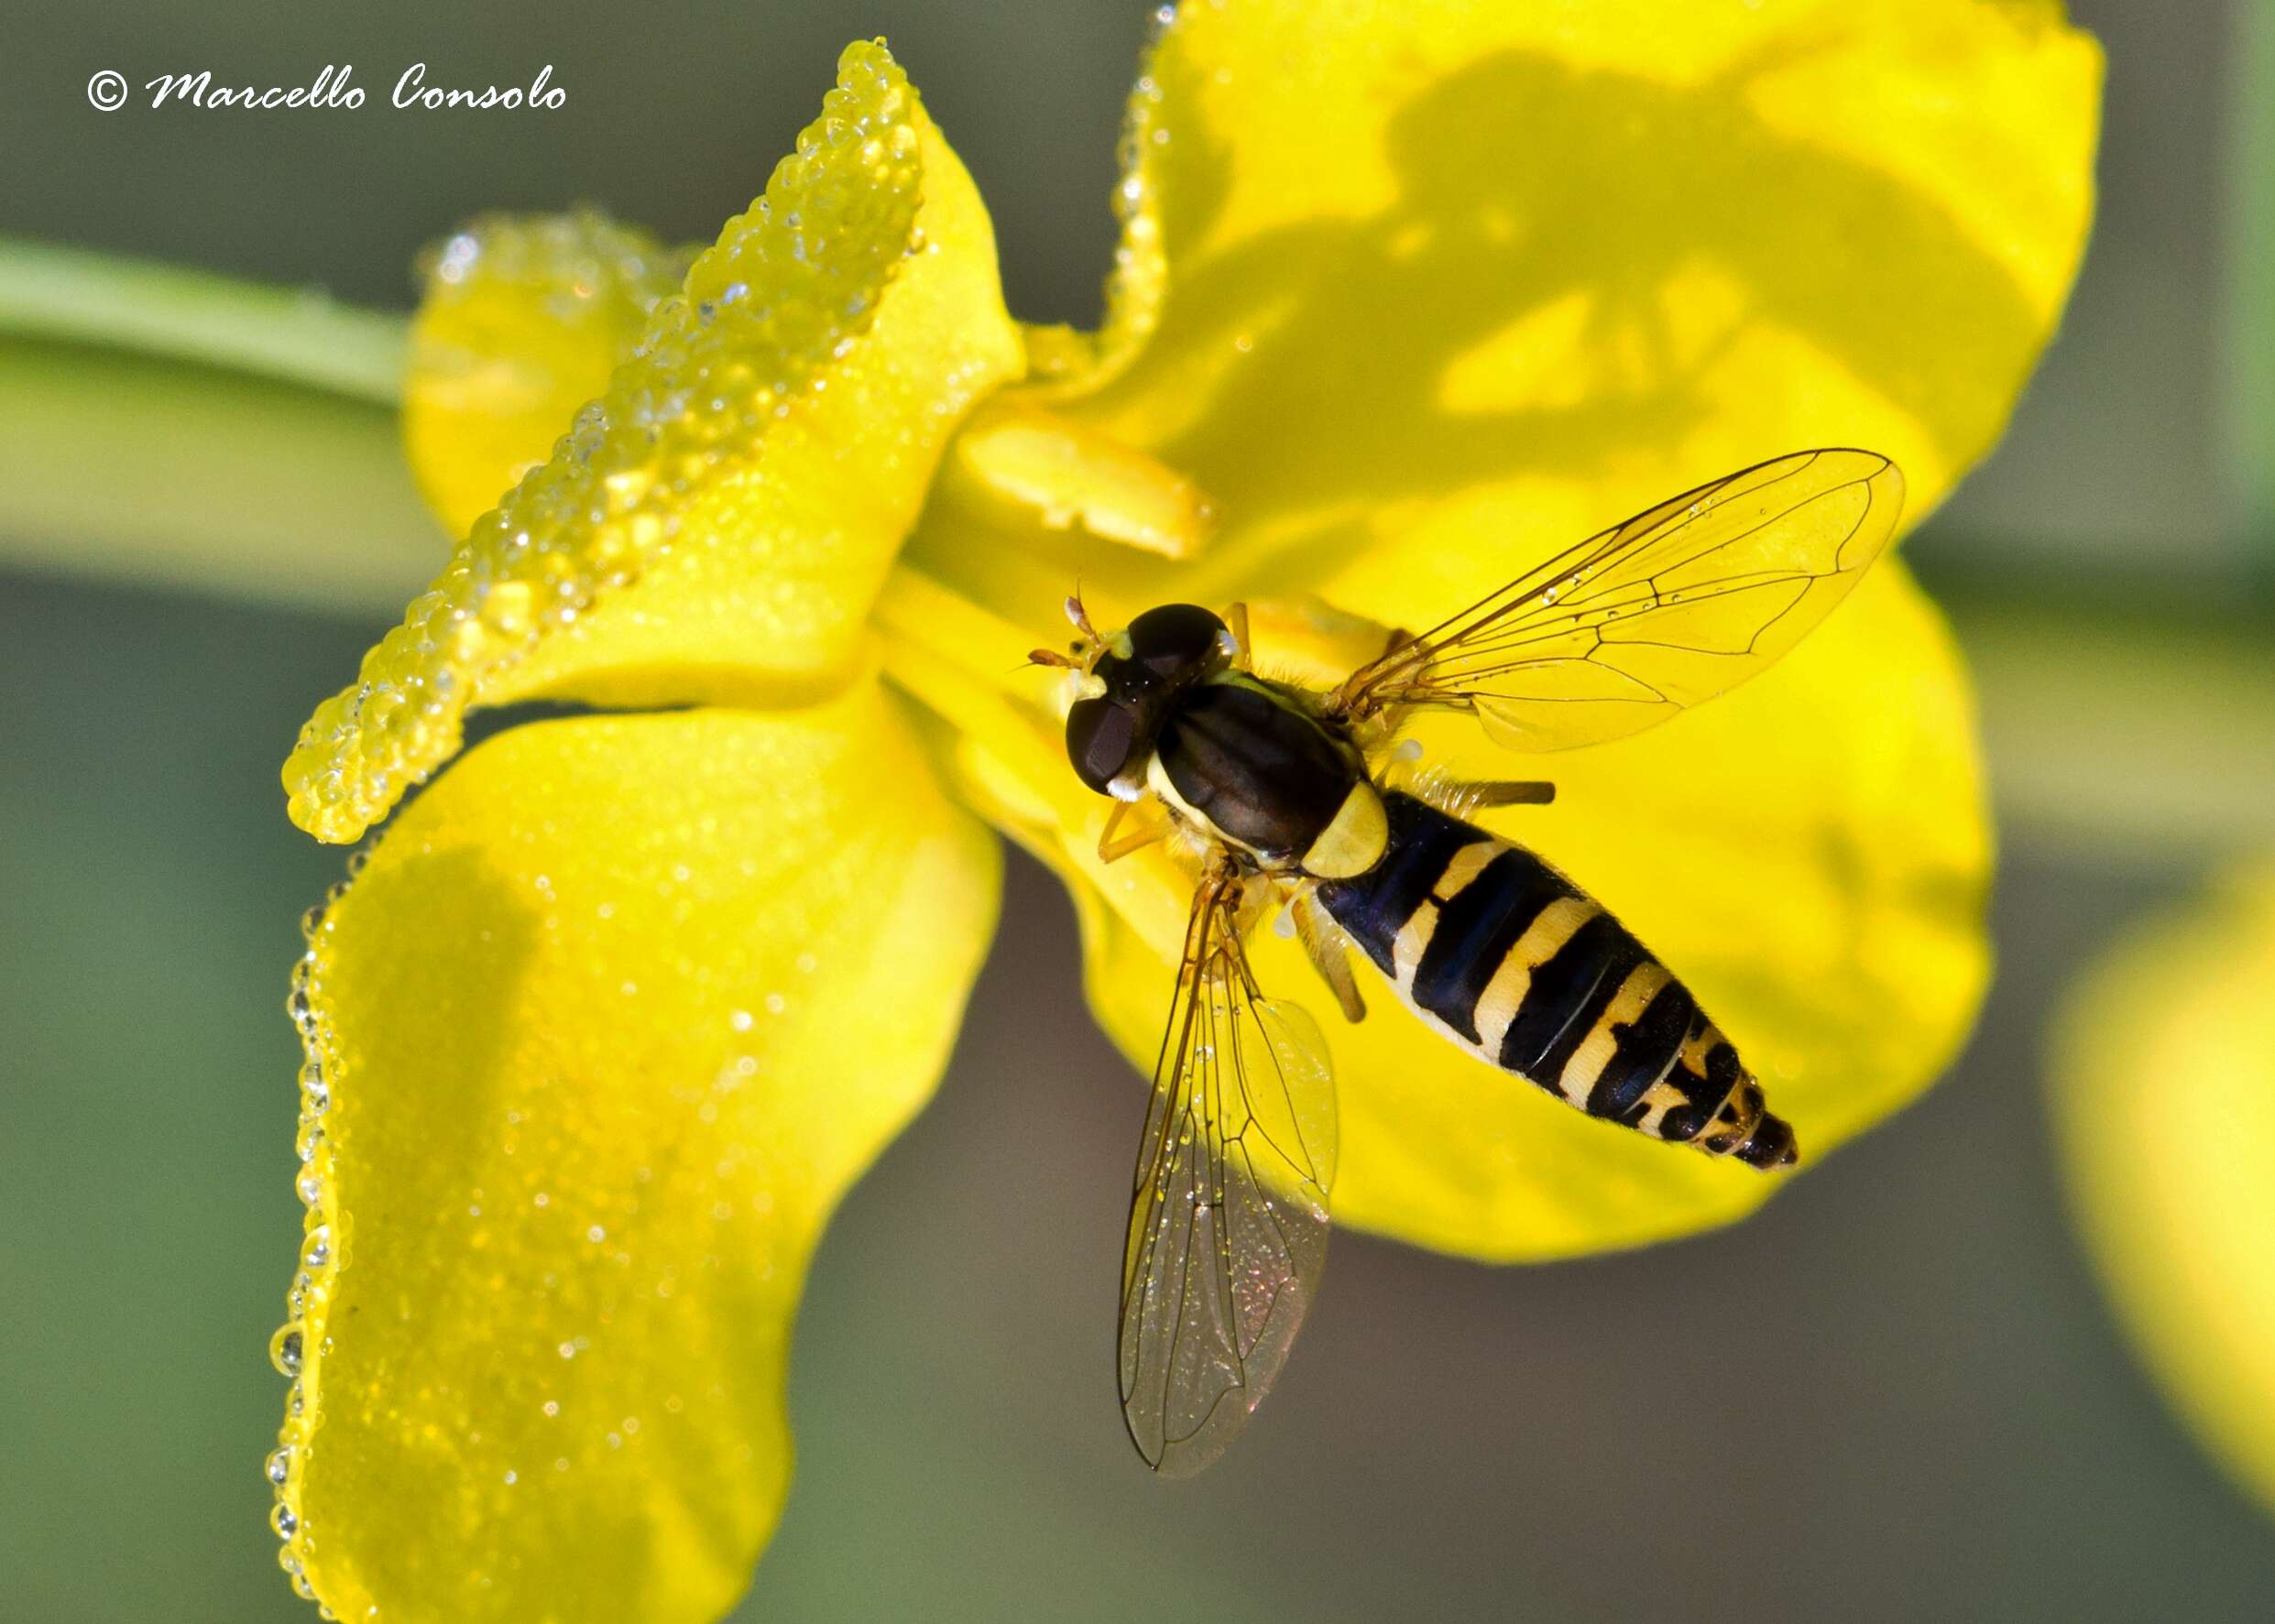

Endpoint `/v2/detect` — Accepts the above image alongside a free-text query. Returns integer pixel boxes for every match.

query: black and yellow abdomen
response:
[1315,791,1796,1169]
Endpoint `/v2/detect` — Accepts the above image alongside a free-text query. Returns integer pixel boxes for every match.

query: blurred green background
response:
[5,2,2274,1619]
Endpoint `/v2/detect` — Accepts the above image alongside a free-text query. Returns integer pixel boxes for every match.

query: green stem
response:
[0,237,406,405]
[0,238,438,616]
[2225,4,2275,554]
[1948,594,2275,861]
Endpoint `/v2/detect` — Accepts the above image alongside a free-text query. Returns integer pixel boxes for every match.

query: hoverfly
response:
[1037,449,1905,1476]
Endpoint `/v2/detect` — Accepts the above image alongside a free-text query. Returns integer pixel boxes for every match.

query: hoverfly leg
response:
[1290,890,1366,1023]
[1459,779,1558,808]
[1224,601,1252,667]
[1098,798,1173,865]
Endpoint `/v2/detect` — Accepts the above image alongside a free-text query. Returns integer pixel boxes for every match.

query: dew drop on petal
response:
[269,1324,304,1378]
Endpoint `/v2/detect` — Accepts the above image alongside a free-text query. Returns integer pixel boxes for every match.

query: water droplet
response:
[269,1324,304,1377]
[434,232,479,284]
[266,1447,293,1485]
[301,1226,333,1270]
[271,1503,299,1539]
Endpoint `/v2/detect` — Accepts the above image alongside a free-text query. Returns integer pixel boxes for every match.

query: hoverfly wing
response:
[1329,450,1904,752]
[1120,873,1338,1477]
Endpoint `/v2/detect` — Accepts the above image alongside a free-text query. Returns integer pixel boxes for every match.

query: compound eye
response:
[1125,604,1228,681]
[1066,695,1138,794]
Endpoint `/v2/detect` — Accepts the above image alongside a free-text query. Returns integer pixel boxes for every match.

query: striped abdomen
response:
[1314,792,1796,1169]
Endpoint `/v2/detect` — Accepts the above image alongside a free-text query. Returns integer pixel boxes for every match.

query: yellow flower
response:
[2052,862,2275,1519]
[271,9,2099,1619]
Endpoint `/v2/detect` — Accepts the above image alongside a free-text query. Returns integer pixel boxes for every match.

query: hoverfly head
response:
[1060,602,1233,798]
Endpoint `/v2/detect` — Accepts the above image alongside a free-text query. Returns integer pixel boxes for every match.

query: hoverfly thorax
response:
[1061,602,1235,801]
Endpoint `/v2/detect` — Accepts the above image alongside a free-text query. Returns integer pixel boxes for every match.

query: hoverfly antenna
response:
[1025,647,1080,670]
[1065,592,1100,640]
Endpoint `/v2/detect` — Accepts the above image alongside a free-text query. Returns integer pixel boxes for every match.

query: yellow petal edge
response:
[286,38,1023,845]
[2053,863,2275,1517]
[269,687,1000,1622]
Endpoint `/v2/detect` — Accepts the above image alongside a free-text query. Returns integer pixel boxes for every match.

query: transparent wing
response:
[1119,871,1338,1477]
[1329,450,1904,752]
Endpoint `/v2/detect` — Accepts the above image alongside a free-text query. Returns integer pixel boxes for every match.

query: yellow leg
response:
[1291,890,1367,1023]
[1459,779,1557,807]
[1098,798,1172,865]
[1224,600,1252,667]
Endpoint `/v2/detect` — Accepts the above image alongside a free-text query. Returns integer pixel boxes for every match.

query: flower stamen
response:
[947,398,1217,560]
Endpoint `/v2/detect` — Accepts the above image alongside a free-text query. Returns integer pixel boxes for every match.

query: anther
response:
[954,398,1217,559]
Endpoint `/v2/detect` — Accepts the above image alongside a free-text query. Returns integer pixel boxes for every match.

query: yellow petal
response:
[924,0,2099,626]
[2052,863,2275,1516]
[403,211,693,538]
[285,39,1024,845]
[885,559,1988,1259]
[268,690,1000,1622]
